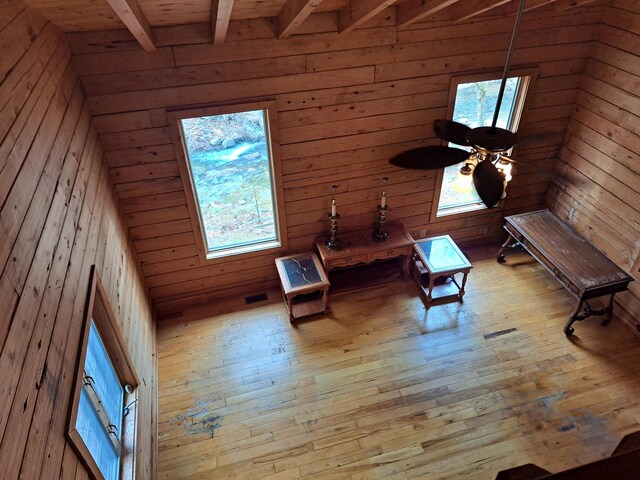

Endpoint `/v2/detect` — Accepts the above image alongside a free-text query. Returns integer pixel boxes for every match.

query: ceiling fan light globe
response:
[454,165,474,193]
[497,159,513,182]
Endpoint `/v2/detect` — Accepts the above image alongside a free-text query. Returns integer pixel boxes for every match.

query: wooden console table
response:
[315,224,414,277]
[497,209,634,336]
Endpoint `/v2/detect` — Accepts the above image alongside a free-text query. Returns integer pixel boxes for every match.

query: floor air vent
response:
[245,293,268,304]
[483,327,517,340]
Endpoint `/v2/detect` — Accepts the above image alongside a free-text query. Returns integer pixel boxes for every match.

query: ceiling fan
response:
[390,0,527,208]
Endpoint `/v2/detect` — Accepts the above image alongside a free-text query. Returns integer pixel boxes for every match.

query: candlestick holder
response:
[372,204,389,242]
[326,213,342,250]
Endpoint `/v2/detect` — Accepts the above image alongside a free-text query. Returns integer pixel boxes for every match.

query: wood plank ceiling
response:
[21,0,603,51]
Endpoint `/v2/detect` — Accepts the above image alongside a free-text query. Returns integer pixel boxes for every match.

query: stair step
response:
[612,431,640,456]
[495,463,551,480]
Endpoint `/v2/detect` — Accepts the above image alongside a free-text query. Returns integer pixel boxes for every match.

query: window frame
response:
[167,101,288,263]
[632,253,640,281]
[67,267,140,480]
[430,69,537,222]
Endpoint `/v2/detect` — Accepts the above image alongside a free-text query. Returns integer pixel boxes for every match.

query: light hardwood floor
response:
[157,244,640,479]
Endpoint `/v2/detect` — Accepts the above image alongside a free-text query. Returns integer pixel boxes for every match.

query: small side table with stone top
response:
[412,234,472,306]
[275,252,330,321]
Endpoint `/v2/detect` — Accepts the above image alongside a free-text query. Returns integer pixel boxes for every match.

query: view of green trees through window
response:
[439,77,523,213]
[180,110,277,253]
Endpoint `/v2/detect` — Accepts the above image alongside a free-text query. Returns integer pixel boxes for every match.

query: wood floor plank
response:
[158,244,640,479]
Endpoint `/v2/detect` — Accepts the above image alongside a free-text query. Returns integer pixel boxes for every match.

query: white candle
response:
[381,191,387,208]
[331,199,337,216]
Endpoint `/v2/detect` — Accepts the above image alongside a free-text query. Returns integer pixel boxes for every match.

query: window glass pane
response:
[85,321,124,436]
[438,77,522,213]
[180,110,278,253]
[77,388,120,480]
[452,78,520,132]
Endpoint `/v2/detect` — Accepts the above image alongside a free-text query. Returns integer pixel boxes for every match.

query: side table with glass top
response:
[275,253,330,321]
[412,234,473,306]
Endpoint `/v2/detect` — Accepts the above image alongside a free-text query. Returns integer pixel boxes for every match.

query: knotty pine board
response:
[546,0,640,334]
[65,7,609,316]
[0,6,156,479]
[0,7,47,80]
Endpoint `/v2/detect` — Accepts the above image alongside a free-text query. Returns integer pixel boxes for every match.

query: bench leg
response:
[601,293,615,326]
[564,299,585,336]
[564,295,615,336]
[497,234,517,263]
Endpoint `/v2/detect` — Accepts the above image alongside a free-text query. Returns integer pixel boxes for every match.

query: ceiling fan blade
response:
[466,126,518,154]
[434,120,471,146]
[390,146,471,170]
[473,160,505,208]
[500,155,556,179]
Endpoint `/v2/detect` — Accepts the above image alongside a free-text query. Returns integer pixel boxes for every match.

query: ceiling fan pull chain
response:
[491,0,526,130]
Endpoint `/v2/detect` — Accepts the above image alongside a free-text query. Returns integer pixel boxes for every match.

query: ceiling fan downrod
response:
[490,0,527,131]
[465,0,526,154]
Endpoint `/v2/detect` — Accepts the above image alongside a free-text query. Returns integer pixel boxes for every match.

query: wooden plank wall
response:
[546,0,640,334]
[66,6,604,317]
[0,1,157,478]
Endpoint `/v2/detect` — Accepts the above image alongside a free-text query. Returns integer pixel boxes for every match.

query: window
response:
[436,74,531,217]
[170,102,286,260]
[68,268,139,480]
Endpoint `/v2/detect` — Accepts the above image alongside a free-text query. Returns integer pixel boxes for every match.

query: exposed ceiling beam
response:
[339,0,398,34]
[211,0,234,44]
[104,0,155,51]
[277,0,322,39]
[441,0,513,21]
[553,0,600,10]
[397,0,460,29]
[504,0,558,16]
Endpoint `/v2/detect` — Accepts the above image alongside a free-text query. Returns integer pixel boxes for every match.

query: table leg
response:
[459,271,469,301]
[323,287,330,313]
[402,254,411,278]
[281,286,292,321]
[427,275,436,303]
[287,295,294,322]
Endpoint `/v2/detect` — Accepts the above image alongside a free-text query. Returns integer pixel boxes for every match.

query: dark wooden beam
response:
[277,0,323,39]
[553,0,600,10]
[397,0,460,28]
[211,0,234,44]
[504,0,558,15]
[442,0,513,21]
[104,0,155,51]
[339,0,398,34]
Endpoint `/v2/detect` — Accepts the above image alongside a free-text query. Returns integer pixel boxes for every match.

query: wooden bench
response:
[497,209,634,336]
